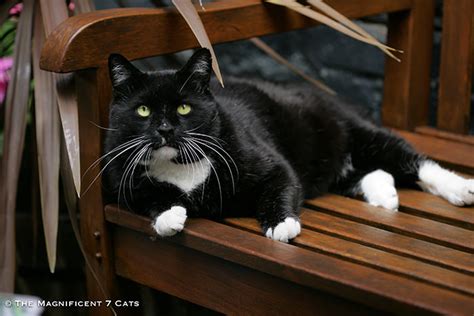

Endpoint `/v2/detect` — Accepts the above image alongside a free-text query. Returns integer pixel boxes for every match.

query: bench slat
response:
[398,189,474,229]
[397,130,474,174]
[224,217,474,296]
[105,205,474,315]
[299,209,474,275]
[415,126,474,146]
[305,194,474,252]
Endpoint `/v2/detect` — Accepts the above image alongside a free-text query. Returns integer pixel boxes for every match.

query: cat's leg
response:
[418,160,474,206]
[134,187,189,237]
[257,164,304,243]
[344,127,474,207]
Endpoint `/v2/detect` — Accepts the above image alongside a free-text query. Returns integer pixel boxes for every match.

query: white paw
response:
[361,170,399,210]
[430,178,474,206]
[265,217,301,243]
[152,206,187,237]
[419,161,474,206]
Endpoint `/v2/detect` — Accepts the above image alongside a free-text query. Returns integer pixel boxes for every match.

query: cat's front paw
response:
[152,206,187,237]
[361,170,399,211]
[265,217,301,243]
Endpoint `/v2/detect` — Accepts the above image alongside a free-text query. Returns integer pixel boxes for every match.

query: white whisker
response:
[187,137,236,194]
[185,138,223,212]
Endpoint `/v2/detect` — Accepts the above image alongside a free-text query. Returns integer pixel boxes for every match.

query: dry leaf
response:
[40,0,81,196]
[0,0,34,292]
[250,37,335,95]
[307,0,402,59]
[33,2,60,274]
[172,0,224,86]
[266,0,401,61]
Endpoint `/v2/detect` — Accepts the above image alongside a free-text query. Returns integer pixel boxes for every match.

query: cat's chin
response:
[151,146,178,161]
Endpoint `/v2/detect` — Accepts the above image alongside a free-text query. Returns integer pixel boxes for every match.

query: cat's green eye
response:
[136,105,151,117]
[177,104,192,116]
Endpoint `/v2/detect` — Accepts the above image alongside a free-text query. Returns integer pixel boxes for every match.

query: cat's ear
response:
[108,54,141,88]
[177,48,212,92]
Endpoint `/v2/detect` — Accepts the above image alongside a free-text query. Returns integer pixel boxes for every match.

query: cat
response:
[102,48,474,242]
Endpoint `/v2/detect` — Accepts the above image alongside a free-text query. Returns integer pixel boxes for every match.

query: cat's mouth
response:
[151,145,179,161]
[152,137,171,150]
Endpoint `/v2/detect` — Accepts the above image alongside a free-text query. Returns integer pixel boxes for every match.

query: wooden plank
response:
[224,217,474,296]
[114,227,379,316]
[305,195,474,253]
[396,130,474,174]
[398,189,474,230]
[76,69,118,314]
[416,126,474,146]
[298,209,474,275]
[437,0,474,134]
[105,206,474,315]
[40,0,413,73]
[382,0,435,130]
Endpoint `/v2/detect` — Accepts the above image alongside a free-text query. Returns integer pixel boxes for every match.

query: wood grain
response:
[105,206,474,315]
[298,209,474,275]
[415,126,474,146]
[396,130,474,174]
[76,70,117,315]
[398,189,474,230]
[305,194,474,253]
[114,227,378,316]
[223,217,474,296]
[382,0,435,130]
[437,0,474,134]
[40,0,413,73]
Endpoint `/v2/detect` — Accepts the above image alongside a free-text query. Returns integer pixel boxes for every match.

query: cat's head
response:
[107,49,219,161]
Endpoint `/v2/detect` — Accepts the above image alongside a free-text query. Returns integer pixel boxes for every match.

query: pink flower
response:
[8,3,23,16]
[0,57,14,104]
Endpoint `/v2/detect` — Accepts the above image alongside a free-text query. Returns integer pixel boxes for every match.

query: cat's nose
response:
[157,122,174,138]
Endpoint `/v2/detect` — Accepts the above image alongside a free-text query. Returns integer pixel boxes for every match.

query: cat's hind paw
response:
[436,178,474,206]
[152,206,187,237]
[265,217,301,243]
[418,161,474,206]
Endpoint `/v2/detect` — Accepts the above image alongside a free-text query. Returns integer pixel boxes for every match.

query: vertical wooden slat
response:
[437,0,474,134]
[382,0,435,130]
[76,67,116,316]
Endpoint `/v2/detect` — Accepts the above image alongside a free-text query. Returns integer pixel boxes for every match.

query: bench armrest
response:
[40,0,413,73]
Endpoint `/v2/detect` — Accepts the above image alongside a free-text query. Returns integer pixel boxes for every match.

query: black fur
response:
[103,49,423,233]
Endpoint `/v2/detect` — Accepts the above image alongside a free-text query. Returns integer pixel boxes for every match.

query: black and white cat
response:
[103,48,474,242]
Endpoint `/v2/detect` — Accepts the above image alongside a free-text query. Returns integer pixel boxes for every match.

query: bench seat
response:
[104,130,474,315]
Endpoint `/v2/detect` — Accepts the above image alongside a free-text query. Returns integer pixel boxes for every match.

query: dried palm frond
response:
[40,0,81,197]
[0,0,34,292]
[265,0,401,61]
[250,37,335,95]
[172,0,224,86]
[32,1,60,274]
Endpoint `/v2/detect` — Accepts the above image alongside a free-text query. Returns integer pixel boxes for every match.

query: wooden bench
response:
[40,0,474,314]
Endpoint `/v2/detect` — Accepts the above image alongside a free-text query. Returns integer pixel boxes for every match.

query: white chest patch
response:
[144,147,211,193]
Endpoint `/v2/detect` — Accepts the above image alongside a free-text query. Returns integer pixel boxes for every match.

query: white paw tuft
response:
[152,206,187,237]
[265,217,301,243]
[419,161,474,206]
[361,170,399,211]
